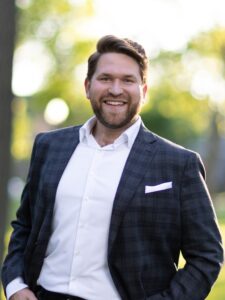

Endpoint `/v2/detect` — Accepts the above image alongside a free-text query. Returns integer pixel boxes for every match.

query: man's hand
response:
[10,288,38,300]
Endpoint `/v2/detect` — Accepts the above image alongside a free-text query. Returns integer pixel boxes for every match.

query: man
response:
[1,35,224,300]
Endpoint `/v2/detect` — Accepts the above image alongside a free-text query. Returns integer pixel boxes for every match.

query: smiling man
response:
[85,50,147,146]
[1,35,224,300]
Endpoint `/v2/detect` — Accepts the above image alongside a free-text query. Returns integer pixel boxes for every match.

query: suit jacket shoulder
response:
[141,125,203,164]
[35,124,81,146]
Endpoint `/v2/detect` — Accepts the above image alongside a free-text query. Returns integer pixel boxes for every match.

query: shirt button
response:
[75,250,80,255]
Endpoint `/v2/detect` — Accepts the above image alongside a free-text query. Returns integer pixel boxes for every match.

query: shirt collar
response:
[79,116,141,149]
[79,116,96,143]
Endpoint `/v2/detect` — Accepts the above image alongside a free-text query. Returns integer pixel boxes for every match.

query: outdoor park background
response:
[0,0,225,299]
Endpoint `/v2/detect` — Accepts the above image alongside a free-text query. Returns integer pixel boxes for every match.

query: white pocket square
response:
[145,181,172,194]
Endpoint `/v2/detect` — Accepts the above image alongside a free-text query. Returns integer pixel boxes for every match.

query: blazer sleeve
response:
[1,134,42,292]
[147,152,224,300]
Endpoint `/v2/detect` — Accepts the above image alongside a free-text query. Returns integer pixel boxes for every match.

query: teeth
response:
[104,101,126,106]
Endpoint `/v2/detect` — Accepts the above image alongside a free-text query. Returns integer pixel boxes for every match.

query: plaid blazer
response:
[1,124,224,300]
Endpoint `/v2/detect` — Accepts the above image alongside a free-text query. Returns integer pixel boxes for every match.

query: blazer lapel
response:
[108,125,158,254]
[44,126,80,211]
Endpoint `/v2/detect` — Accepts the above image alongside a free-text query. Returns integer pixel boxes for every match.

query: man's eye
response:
[100,77,110,81]
[124,78,134,83]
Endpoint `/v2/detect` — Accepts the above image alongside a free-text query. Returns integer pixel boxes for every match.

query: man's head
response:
[86,35,148,84]
[85,35,148,132]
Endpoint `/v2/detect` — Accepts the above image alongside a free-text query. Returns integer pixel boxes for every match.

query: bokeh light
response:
[44,98,69,125]
[12,40,54,97]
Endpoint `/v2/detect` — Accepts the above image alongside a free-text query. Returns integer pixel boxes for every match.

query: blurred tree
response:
[188,28,225,192]
[9,2,225,193]
[141,51,209,146]
[12,0,95,161]
[141,28,225,193]
[0,0,16,265]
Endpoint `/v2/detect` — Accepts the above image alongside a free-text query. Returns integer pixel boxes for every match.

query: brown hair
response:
[86,35,148,83]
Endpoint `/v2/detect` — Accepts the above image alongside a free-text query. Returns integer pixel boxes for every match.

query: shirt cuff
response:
[6,277,28,300]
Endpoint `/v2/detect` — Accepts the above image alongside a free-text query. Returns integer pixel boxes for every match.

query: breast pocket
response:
[124,187,180,236]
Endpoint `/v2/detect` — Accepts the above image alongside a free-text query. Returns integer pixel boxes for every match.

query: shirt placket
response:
[68,147,101,289]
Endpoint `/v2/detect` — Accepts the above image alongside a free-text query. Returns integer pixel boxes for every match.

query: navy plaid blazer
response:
[1,123,224,300]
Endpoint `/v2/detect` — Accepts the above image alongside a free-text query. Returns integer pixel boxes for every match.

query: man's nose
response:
[108,80,123,96]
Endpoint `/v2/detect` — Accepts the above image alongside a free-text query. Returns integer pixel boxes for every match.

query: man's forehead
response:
[95,53,141,75]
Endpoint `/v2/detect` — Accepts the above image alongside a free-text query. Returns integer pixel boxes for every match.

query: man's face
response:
[85,52,147,130]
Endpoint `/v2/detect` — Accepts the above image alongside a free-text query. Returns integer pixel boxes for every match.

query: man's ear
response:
[84,78,90,99]
[142,83,148,103]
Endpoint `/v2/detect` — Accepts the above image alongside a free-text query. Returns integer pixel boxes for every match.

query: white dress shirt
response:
[6,116,141,300]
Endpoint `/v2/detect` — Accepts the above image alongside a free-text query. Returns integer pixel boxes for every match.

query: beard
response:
[90,96,141,129]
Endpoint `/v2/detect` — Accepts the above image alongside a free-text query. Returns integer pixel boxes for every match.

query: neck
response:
[92,119,137,147]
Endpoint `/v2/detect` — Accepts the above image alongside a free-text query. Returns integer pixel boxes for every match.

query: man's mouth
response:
[103,100,127,106]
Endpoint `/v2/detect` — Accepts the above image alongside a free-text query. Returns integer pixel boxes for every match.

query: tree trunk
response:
[205,110,221,194]
[0,0,16,266]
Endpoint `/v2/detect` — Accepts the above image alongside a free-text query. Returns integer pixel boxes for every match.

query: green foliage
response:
[141,84,209,146]
[141,50,210,146]
[16,0,93,43]
[189,27,225,63]
[13,0,96,158]
[140,28,225,147]
[13,1,225,158]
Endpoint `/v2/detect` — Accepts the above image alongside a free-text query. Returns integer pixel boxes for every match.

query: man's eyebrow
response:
[96,73,138,80]
[123,74,136,78]
[97,73,111,77]
[99,73,136,77]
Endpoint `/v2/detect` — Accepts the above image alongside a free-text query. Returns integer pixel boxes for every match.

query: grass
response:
[206,223,225,300]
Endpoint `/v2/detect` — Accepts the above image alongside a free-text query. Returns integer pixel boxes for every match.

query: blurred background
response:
[0,0,224,299]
